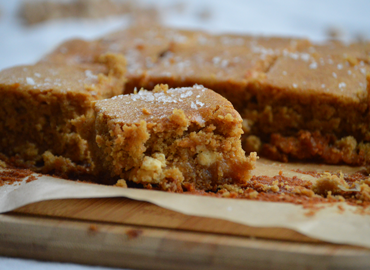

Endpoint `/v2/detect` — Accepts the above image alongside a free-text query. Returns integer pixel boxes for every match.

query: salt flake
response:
[26,77,35,85]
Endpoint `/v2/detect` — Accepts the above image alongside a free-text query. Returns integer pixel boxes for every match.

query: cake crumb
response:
[142,107,152,115]
[359,183,370,201]
[337,204,345,212]
[311,172,349,195]
[115,179,128,188]
[89,224,99,232]
[0,160,7,168]
[126,229,143,239]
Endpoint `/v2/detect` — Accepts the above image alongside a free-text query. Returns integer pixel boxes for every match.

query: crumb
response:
[25,175,38,183]
[88,224,99,232]
[126,229,143,239]
[115,179,128,188]
[304,210,316,217]
[359,183,370,201]
[142,107,151,115]
[311,172,349,195]
[0,168,34,187]
[243,135,262,153]
[0,160,7,168]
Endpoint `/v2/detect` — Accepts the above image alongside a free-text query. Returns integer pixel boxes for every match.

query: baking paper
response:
[0,159,369,248]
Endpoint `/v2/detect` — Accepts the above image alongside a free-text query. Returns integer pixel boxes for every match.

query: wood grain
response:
[14,197,318,243]
[1,213,369,270]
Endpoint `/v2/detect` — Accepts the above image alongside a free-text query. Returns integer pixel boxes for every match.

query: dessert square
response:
[77,84,256,191]
[244,49,370,165]
[0,54,126,174]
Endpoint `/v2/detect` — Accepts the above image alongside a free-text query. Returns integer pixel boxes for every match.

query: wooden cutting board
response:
[0,197,369,269]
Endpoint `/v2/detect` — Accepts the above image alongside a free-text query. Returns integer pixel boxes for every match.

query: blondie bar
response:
[0,54,126,175]
[76,85,256,190]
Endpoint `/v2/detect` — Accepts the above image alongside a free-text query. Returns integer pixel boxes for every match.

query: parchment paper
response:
[1,159,369,248]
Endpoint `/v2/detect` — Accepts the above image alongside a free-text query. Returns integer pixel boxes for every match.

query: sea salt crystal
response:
[172,34,186,43]
[194,115,205,125]
[34,73,41,78]
[109,43,120,51]
[337,64,343,70]
[290,53,299,60]
[180,91,193,98]
[339,82,346,89]
[292,83,298,88]
[332,72,337,78]
[85,70,97,80]
[191,101,198,109]
[157,94,175,104]
[162,72,172,77]
[26,77,35,85]
[194,84,204,90]
[196,100,204,107]
[145,58,154,68]
[212,57,221,65]
[300,53,310,62]
[321,84,325,88]
[198,35,208,45]
[309,62,317,69]
[221,59,229,68]
[282,71,287,75]
[348,70,352,75]
[140,92,155,102]
[177,62,186,71]
[360,68,366,75]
